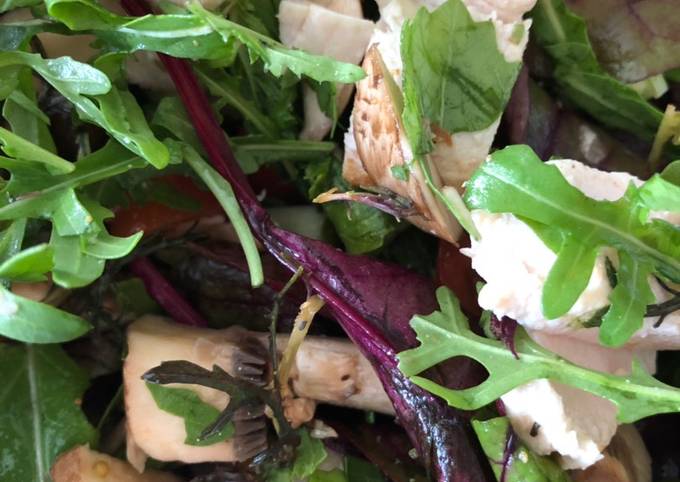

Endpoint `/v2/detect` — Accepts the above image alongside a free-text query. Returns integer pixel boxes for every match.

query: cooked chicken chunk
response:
[343,0,535,242]
[278,0,374,140]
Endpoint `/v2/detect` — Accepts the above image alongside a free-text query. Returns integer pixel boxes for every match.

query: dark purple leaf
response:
[121,1,491,479]
[129,256,208,327]
[314,189,418,220]
[566,0,680,82]
[509,79,649,177]
[490,316,519,360]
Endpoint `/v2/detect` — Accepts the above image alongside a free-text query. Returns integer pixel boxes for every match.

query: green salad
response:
[0,0,678,481]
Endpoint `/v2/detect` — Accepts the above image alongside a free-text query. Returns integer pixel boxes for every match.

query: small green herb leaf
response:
[401,0,520,153]
[0,243,53,282]
[146,383,234,446]
[0,344,97,482]
[398,287,680,423]
[0,284,90,343]
[472,417,570,482]
[464,144,680,345]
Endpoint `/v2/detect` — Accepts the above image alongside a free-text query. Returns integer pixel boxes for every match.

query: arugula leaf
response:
[639,173,680,211]
[0,0,41,13]
[232,137,335,175]
[182,143,263,287]
[464,145,680,345]
[531,0,665,142]
[146,383,234,446]
[0,127,73,173]
[0,284,90,342]
[43,0,365,84]
[2,68,56,153]
[398,287,680,423]
[0,344,96,482]
[195,66,280,138]
[0,51,169,168]
[472,417,569,482]
[0,243,53,282]
[401,0,520,154]
[152,97,331,174]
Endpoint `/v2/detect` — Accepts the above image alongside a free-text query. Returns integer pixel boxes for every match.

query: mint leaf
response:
[398,287,680,423]
[0,344,96,482]
[146,383,234,446]
[401,0,520,154]
[472,417,570,482]
[464,145,680,345]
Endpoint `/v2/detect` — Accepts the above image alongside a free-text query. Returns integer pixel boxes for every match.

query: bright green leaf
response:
[464,144,680,344]
[146,383,234,446]
[0,243,53,282]
[398,287,680,423]
[472,417,569,482]
[0,344,97,482]
[542,235,598,319]
[0,285,91,342]
[401,0,520,142]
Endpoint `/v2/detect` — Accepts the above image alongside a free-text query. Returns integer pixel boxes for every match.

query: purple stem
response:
[129,257,209,327]
[120,2,491,479]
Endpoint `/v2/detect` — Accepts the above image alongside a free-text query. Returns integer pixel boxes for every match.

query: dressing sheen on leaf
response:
[464,144,680,346]
[398,287,680,423]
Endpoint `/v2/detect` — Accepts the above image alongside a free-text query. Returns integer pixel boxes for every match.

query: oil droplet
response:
[93,460,110,478]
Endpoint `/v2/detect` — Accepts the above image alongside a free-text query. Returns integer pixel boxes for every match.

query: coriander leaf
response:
[0,344,97,482]
[472,417,570,482]
[146,383,234,446]
[464,144,680,345]
[401,0,520,151]
[0,284,90,342]
[0,243,53,282]
[183,143,263,287]
[398,287,680,423]
[531,0,664,142]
